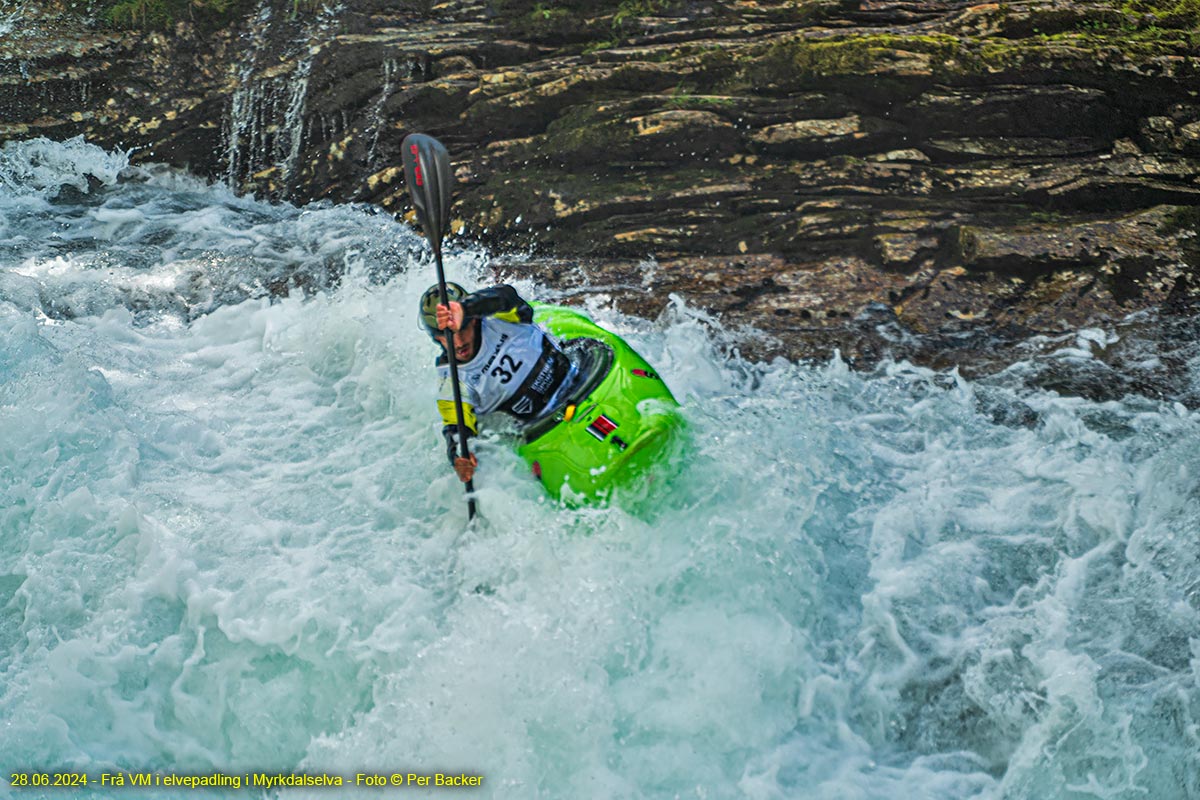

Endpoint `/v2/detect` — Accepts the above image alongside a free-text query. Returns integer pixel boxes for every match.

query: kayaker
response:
[419,282,579,484]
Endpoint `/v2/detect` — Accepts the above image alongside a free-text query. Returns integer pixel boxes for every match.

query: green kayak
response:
[516,303,684,506]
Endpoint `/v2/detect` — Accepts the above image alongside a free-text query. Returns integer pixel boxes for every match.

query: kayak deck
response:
[516,304,683,505]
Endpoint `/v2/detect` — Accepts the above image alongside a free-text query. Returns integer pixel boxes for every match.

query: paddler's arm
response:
[438,374,480,483]
[442,426,478,482]
[438,284,533,331]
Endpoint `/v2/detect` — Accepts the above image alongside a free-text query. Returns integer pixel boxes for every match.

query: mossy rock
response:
[731,27,1199,96]
[492,0,686,43]
[539,103,639,164]
[737,34,963,91]
[95,0,254,30]
[991,4,1133,39]
[462,62,681,136]
[459,161,755,253]
[502,3,610,43]
[1123,0,1200,28]
[529,102,741,167]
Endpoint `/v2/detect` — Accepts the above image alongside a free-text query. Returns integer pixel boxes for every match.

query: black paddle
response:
[401,133,476,520]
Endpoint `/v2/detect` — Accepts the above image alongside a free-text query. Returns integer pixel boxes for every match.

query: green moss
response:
[1122,0,1200,27]
[505,1,606,41]
[96,0,255,29]
[498,0,681,46]
[540,104,635,159]
[665,93,737,109]
[1004,0,1200,48]
[734,20,1197,91]
[662,84,738,109]
[982,28,1192,63]
[496,0,616,14]
[1029,210,1073,224]
[1161,206,1200,235]
[738,33,963,89]
[612,0,676,27]
[580,38,618,54]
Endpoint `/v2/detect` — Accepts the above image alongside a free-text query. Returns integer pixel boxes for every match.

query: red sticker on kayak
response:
[587,414,617,440]
[632,369,660,380]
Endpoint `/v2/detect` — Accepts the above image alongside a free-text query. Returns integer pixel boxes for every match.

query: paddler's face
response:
[436,323,477,362]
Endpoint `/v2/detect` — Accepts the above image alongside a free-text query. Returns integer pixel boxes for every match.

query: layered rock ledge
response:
[2,0,1199,396]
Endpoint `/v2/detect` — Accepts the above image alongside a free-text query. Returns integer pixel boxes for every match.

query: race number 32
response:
[491,355,523,384]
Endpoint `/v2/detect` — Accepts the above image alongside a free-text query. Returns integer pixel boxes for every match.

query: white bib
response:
[438,317,552,416]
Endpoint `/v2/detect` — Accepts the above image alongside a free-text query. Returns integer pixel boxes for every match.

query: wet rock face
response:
[3,0,1200,395]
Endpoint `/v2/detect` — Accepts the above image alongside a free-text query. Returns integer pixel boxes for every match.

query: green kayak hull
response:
[516,304,683,505]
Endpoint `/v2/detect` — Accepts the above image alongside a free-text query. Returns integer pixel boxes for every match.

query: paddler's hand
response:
[454,453,478,483]
[436,302,465,332]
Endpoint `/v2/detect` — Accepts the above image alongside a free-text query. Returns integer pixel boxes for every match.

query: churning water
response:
[2,137,1199,800]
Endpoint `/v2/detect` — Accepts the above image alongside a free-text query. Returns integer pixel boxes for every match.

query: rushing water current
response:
[2,137,1200,800]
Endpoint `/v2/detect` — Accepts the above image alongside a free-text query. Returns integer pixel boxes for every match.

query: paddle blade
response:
[401,133,454,252]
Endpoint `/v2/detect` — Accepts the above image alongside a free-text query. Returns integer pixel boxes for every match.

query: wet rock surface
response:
[2,0,1200,401]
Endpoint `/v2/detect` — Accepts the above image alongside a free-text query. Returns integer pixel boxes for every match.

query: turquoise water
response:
[2,137,1199,799]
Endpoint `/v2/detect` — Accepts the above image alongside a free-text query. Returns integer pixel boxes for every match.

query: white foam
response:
[2,140,1200,800]
[0,136,128,198]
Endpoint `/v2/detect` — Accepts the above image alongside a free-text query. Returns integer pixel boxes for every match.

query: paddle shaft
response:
[402,133,475,519]
[433,244,477,519]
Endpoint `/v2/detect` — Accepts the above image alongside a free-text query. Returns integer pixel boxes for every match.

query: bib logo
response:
[530,362,555,395]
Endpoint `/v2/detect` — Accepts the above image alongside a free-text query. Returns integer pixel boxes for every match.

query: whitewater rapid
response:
[2,138,1199,800]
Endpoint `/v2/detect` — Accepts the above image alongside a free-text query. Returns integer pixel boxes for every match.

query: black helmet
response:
[418,282,467,338]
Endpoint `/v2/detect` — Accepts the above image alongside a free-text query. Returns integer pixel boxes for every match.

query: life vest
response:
[436,316,573,428]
